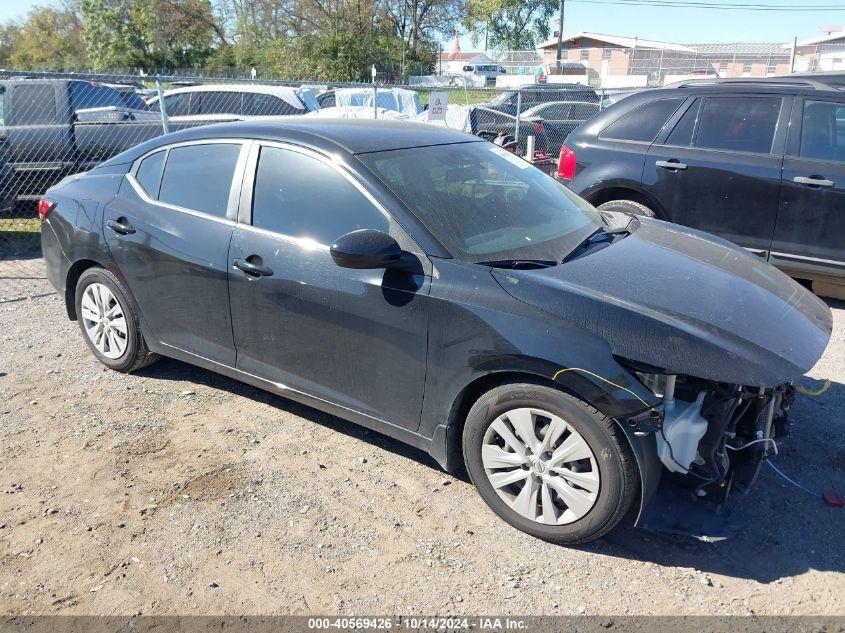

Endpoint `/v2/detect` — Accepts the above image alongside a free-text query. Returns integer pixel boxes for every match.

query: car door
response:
[228,142,431,431]
[770,97,845,280]
[644,94,789,255]
[103,139,249,365]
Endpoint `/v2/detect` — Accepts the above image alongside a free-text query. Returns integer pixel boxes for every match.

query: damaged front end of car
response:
[623,369,798,540]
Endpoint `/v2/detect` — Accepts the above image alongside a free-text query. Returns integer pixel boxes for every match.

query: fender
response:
[579,178,668,218]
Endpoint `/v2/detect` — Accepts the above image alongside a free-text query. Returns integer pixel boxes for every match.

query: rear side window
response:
[194,91,243,115]
[158,143,241,217]
[69,82,124,111]
[251,146,389,245]
[135,150,166,198]
[600,98,684,142]
[245,94,302,116]
[12,84,57,125]
[161,93,190,116]
[799,100,845,163]
[694,97,781,154]
[664,99,701,147]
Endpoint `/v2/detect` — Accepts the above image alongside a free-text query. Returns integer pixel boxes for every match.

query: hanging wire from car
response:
[766,461,821,497]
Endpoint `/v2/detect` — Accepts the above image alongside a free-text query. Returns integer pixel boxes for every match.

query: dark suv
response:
[559,78,845,295]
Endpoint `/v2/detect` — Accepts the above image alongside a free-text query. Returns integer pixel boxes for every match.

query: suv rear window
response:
[600,98,684,143]
[694,96,781,154]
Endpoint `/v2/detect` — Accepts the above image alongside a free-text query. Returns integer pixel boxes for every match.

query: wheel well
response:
[587,187,662,218]
[64,259,102,320]
[444,371,573,473]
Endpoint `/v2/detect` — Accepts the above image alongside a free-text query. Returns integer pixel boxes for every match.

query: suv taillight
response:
[37,198,56,221]
[557,144,576,180]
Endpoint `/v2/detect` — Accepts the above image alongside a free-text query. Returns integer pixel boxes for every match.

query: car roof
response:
[98,118,483,167]
[661,77,845,97]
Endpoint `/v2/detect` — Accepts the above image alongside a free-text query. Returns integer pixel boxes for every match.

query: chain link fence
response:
[0,69,626,302]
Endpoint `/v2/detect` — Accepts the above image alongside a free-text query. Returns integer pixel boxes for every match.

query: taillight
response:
[37,198,56,221]
[534,121,544,134]
[557,144,577,180]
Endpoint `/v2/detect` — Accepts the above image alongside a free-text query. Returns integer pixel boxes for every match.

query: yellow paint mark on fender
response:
[551,367,653,408]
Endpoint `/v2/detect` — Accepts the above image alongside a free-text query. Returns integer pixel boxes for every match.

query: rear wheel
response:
[597,199,656,218]
[74,267,159,372]
[462,382,639,544]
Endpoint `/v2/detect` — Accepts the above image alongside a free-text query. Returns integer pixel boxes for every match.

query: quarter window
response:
[664,99,701,147]
[600,98,684,143]
[251,146,389,245]
[135,150,166,198]
[158,143,241,218]
[694,97,781,154]
[799,100,845,163]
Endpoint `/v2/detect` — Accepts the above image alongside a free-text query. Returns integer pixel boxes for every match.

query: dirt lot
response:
[1,270,844,616]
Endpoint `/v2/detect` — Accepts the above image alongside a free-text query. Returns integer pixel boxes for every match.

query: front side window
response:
[251,146,389,245]
[694,96,781,154]
[135,150,166,198]
[799,100,845,163]
[600,98,684,143]
[360,142,602,263]
[158,143,241,217]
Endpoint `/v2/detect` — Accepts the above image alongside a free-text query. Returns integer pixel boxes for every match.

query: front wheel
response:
[462,382,639,544]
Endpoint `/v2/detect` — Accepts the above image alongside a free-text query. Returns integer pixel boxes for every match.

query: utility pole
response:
[789,36,798,73]
[555,0,565,74]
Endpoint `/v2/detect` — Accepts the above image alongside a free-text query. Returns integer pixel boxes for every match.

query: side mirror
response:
[330,229,402,269]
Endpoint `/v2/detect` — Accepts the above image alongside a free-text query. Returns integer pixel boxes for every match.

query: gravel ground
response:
[0,268,843,616]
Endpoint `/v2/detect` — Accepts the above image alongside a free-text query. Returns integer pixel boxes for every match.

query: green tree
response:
[464,0,555,50]
[4,4,86,70]
[81,0,220,70]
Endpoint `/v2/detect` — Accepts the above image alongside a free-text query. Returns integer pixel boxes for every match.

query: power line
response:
[568,0,845,10]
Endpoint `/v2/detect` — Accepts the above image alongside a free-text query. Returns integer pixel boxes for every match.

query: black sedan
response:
[40,119,832,544]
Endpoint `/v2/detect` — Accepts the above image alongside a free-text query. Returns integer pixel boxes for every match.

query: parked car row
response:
[0,77,602,209]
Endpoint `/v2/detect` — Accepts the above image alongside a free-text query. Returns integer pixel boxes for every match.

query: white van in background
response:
[462,63,507,84]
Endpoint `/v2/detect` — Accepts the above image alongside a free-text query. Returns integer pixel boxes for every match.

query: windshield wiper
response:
[562,226,631,264]
[479,259,557,270]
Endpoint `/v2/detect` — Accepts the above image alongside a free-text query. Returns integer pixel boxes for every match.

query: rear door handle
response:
[233,257,273,277]
[655,160,688,171]
[793,176,834,188]
[106,218,135,235]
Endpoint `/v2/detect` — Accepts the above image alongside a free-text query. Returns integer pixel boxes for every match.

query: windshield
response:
[360,142,603,263]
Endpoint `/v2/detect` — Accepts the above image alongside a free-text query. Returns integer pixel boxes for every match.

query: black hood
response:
[492,218,832,387]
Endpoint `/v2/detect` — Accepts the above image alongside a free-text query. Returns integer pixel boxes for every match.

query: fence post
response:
[514,88,522,143]
[373,83,378,119]
[155,78,170,135]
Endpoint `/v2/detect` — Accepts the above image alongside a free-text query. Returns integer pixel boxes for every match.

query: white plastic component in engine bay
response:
[656,388,708,474]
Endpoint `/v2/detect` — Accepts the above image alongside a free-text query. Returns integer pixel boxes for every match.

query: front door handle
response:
[106,218,135,235]
[793,175,834,188]
[655,159,688,171]
[233,257,274,277]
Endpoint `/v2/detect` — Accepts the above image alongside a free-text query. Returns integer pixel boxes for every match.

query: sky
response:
[2,0,844,47]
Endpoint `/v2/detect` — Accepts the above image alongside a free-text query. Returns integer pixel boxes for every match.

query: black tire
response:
[462,382,639,544]
[597,199,656,218]
[74,267,159,373]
